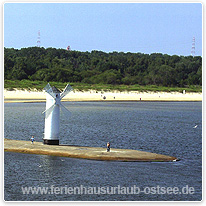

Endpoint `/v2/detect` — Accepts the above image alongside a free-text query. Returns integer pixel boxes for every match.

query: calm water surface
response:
[4,101,202,201]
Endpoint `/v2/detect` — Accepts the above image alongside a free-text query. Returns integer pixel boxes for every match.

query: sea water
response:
[4,101,202,201]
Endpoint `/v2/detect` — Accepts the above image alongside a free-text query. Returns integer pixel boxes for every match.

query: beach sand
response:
[4,89,202,103]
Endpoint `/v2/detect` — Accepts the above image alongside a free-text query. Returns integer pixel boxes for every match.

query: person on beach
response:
[31,136,35,144]
[107,142,110,152]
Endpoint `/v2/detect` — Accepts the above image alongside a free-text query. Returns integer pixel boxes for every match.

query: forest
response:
[4,47,202,88]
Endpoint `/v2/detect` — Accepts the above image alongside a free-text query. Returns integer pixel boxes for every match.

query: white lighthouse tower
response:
[43,83,73,145]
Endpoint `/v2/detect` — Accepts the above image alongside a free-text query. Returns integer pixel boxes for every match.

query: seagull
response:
[61,159,65,162]
[193,125,198,128]
[37,164,42,167]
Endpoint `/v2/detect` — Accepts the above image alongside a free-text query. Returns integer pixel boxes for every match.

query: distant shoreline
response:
[4,89,202,103]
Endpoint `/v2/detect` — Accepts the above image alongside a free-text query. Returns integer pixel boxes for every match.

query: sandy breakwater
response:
[4,139,178,162]
[4,89,202,103]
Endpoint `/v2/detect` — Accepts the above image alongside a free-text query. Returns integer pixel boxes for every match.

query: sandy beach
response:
[4,89,202,103]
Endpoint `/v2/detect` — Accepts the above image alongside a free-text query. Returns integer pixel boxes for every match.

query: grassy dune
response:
[4,79,202,93]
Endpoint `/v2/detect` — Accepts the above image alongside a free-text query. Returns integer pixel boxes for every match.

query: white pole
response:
[43,92,60,145]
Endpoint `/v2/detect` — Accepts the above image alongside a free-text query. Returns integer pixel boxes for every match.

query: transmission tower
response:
[191,37,195,57]
[37,30,41,47]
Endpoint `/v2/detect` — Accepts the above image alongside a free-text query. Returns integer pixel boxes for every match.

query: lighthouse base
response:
[43,139,59,145]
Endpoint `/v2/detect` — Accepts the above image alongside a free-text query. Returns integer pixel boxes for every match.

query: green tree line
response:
[4,47,202,87]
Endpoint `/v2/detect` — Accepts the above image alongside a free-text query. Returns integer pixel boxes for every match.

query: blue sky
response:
[4,3,202,56]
